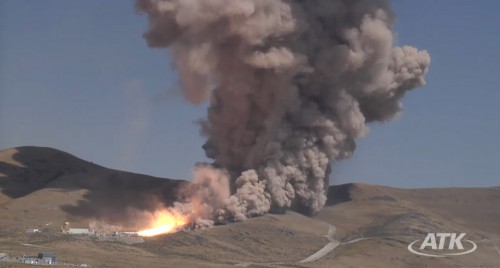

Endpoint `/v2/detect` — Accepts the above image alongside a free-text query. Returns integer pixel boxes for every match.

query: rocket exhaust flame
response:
[137,209,189,237]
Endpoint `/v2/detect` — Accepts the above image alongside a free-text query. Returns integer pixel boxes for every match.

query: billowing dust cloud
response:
[136,0,430,225]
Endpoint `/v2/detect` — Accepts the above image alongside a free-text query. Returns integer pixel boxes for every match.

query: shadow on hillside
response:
[325,183,353,206]
[0,146,76,198]
[0,146,184,224]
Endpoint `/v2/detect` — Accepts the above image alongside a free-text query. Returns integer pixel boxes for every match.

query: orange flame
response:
[137,209,189,237]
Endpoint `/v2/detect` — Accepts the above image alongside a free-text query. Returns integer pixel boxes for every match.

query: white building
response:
[21,256,39,264]
[68,228,91,235]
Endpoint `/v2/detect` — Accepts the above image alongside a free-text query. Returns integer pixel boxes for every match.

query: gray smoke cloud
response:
[136,0,430,222]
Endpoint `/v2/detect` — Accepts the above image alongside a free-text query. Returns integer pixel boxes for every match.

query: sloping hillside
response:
[0,147,498,267]
[318,183,500,239]
[0,146,183,229]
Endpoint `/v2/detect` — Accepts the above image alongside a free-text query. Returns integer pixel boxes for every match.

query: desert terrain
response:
[0,146,499,267]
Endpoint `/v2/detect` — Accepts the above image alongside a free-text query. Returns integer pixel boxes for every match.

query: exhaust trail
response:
[136,0,431,224]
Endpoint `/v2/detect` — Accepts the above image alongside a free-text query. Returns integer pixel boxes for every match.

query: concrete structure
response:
[62,221,93,235]
[25,228,40,234]
[114,231,139,237]
[67,228,91,235]
[21,256,39,264]
[0,253,8,260]
[38,252,57,264]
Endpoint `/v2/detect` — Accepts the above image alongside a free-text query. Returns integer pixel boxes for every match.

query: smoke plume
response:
[136,0,430,223]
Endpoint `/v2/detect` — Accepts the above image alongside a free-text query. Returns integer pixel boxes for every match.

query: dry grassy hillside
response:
[0,147,499,268]
[318,183,500,239]
[313,183,500,268]
[0,146,183,230]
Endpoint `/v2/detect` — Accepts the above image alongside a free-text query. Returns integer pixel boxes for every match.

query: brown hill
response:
[0,146,183,229]
[0,147,499,268]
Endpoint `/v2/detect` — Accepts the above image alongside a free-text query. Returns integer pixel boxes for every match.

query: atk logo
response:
[408,233,477,257]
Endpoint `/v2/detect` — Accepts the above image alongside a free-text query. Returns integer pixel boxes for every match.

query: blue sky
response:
[0,1,498,188]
